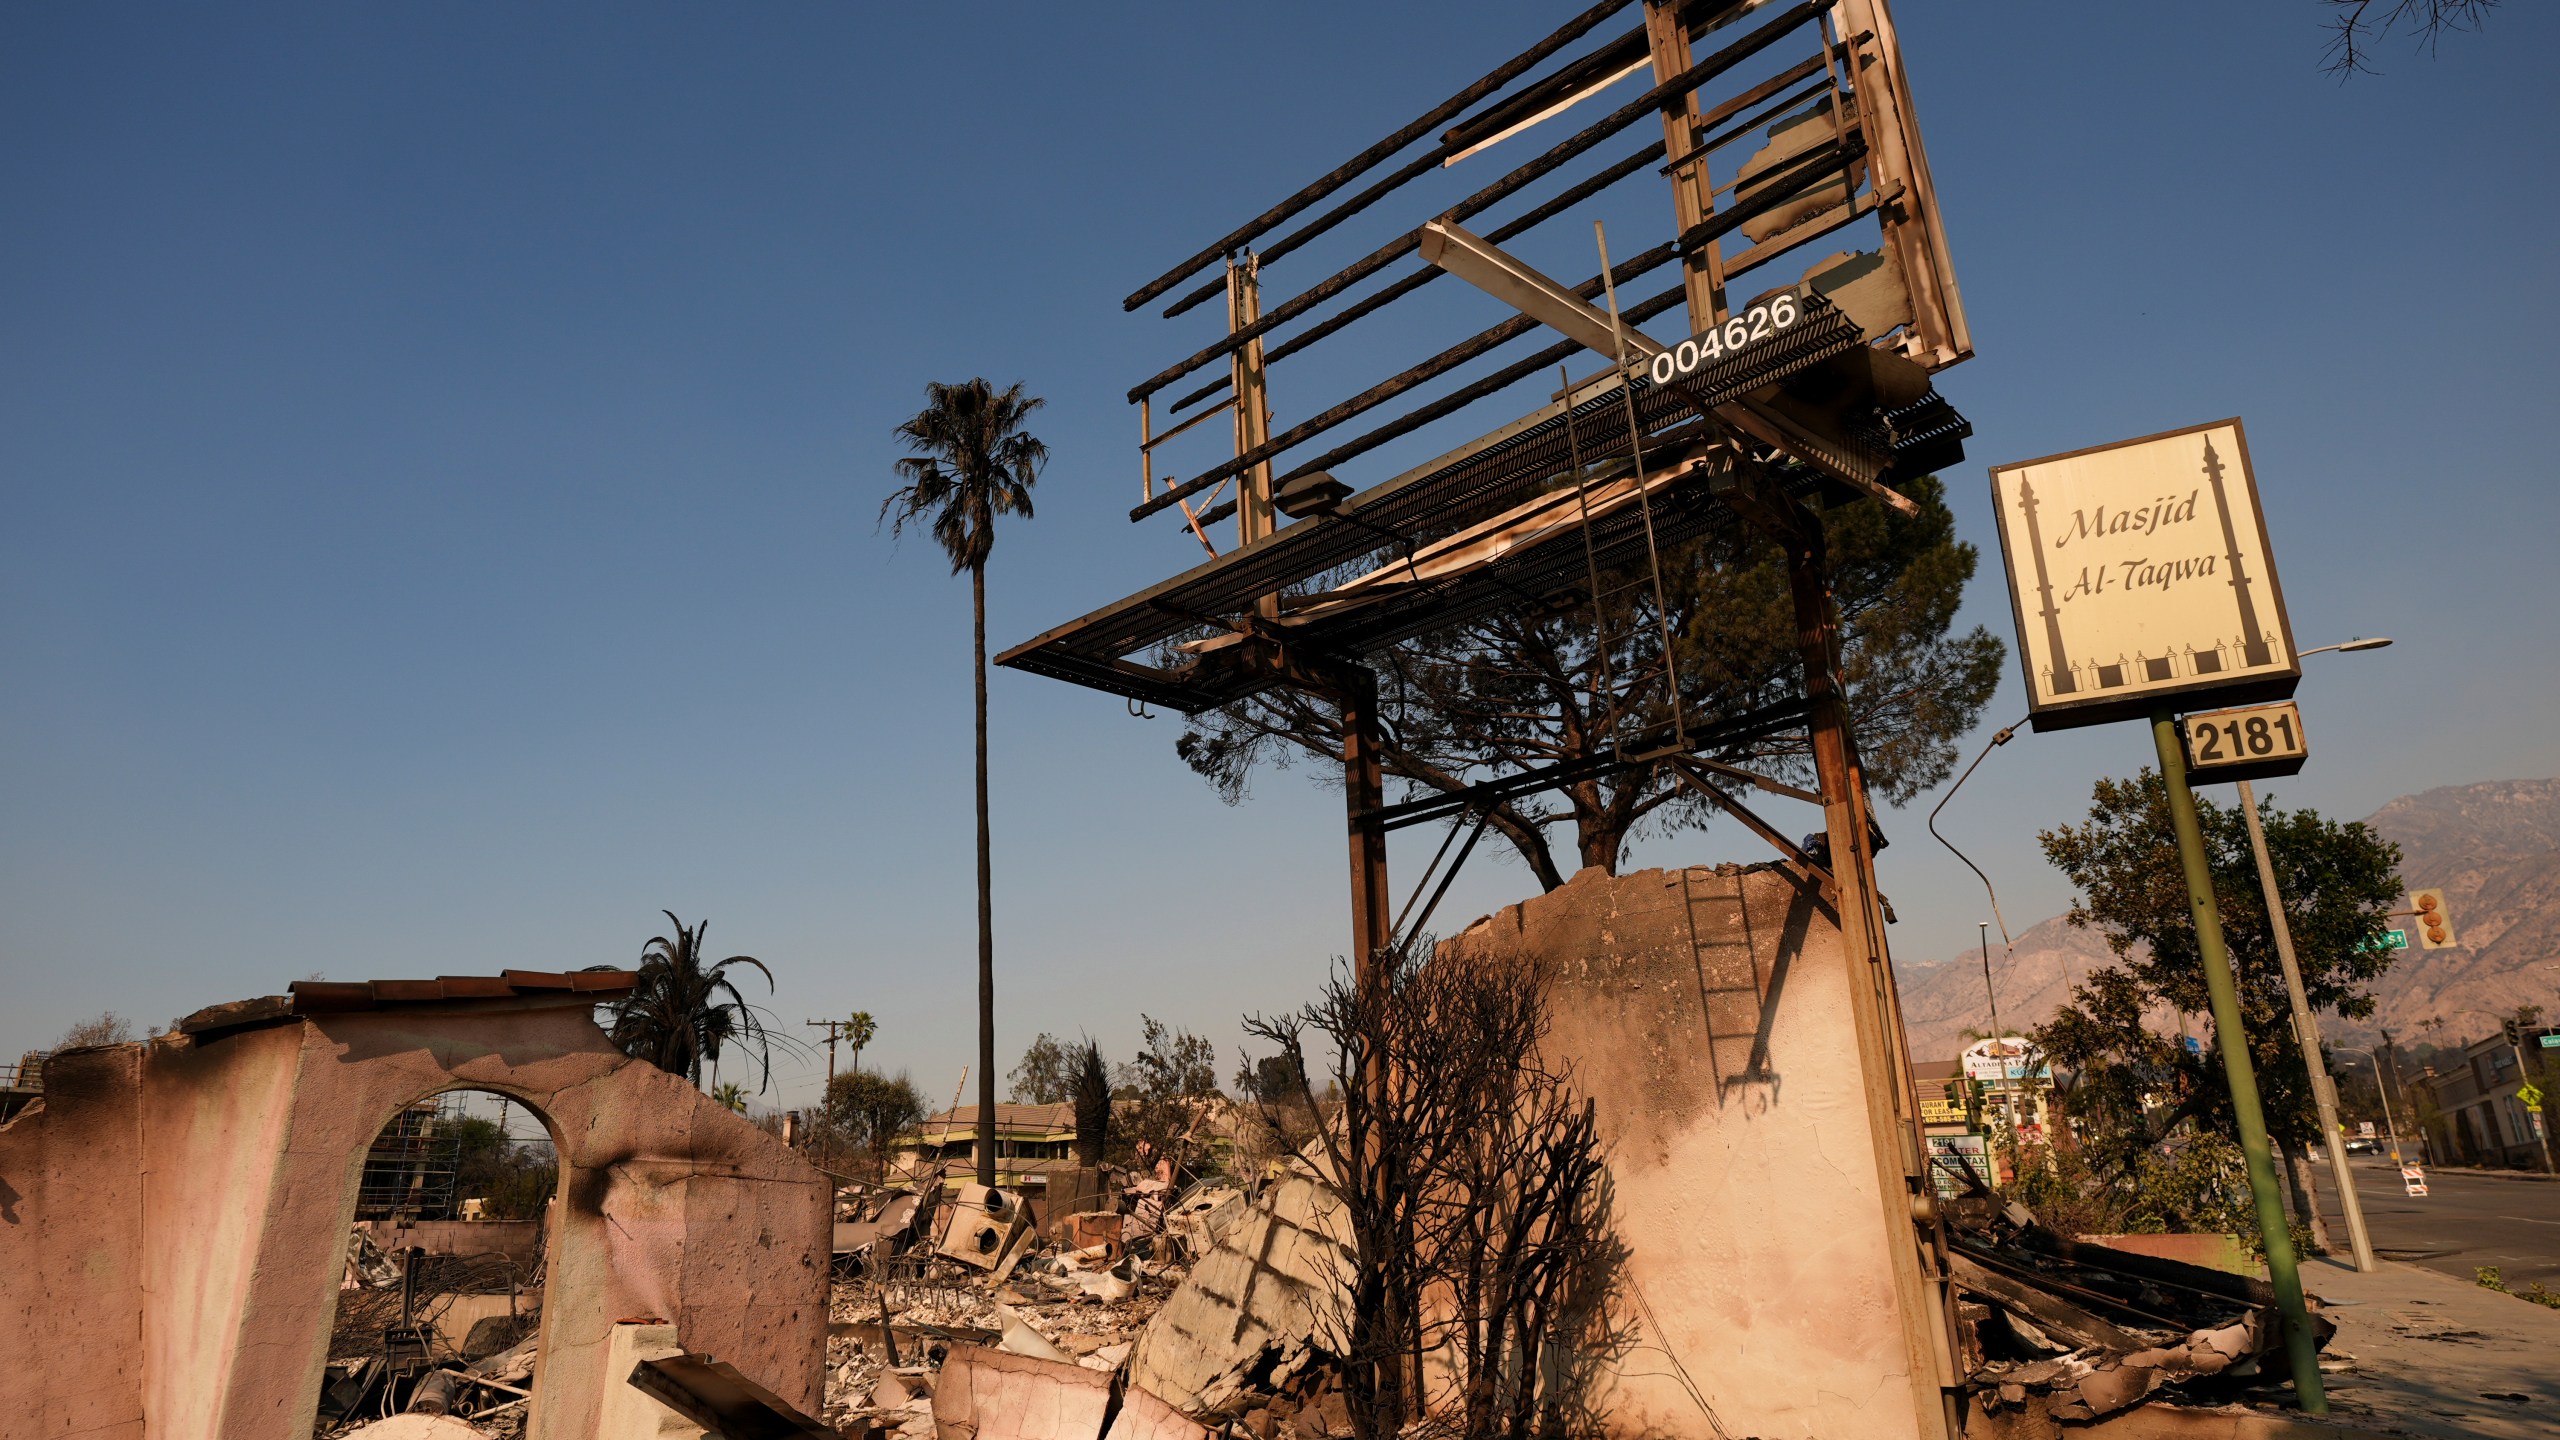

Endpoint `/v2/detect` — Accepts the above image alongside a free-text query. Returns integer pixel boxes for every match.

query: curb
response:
[2409,1165,2559,1183]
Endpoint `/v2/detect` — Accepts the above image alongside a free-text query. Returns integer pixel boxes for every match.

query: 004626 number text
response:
[1646,292,1800,386]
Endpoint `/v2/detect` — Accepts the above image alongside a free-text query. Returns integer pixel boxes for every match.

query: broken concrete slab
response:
[1099,1382,1206,1440]
[932,1346,1114,1440]
[1123,1177,1352,1417]
[597,1322,707,1440]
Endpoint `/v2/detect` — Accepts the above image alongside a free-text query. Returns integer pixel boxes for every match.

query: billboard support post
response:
[2152,710,2326,1413]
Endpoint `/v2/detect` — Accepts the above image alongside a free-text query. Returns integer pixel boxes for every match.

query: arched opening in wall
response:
[312,1087,560,1438]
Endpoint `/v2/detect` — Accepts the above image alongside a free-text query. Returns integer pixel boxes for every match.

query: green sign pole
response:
[2151,709,2327,1413]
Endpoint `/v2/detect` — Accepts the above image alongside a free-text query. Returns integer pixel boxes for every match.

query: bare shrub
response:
[1245,942,1626,1439]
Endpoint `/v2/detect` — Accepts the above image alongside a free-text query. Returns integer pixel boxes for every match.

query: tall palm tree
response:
[607,912,778,1090]
[883,378,1046,1189]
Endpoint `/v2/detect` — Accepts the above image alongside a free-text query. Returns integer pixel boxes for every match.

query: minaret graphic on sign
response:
[2201,436,2271,667]
[2016,476,2074,695]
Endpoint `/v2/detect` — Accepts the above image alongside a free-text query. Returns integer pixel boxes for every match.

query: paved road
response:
[2318,1153,2560,1291]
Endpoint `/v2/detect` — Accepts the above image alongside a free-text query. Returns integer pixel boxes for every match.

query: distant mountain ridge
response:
[1893,778,2560,1060]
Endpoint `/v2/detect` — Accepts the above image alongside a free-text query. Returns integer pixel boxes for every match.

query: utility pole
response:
[2505,1017,2556,1174]
[806,1019,846,1172]
[2233,780,2376,1272]
[2153,711,2325,1412]
[2335,1047,2406,1171]
[1978,921,2017,1152]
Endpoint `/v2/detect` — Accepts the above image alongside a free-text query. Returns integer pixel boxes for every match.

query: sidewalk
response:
[2303,1254,2560,1439]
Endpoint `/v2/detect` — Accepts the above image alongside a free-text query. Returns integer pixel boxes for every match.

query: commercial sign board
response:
[1960,1036,2049,1083]
[1989,419,2298,732]
[1927,1134,1990,1198]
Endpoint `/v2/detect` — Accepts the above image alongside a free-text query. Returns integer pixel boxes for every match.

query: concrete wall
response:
[0,998,829,1440]
[358,1217,547,1266]
[1441,862,1941,1440]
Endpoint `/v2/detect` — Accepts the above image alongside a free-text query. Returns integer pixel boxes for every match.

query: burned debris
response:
[1,969,829,1440]
[1942,1192,2339,1427]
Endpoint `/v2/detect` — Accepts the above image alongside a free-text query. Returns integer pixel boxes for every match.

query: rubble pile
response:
[1942,1192,2336,1425]
[314,1229,542,1437]
[819,1175,1222,1439]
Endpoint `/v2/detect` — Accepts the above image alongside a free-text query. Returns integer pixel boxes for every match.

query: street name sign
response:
[1989,419,2299,731]
[2180,700,2309,783]
[2361,929,2409,952]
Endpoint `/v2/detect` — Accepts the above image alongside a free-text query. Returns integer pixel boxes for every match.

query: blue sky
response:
[5,3,2553,1107]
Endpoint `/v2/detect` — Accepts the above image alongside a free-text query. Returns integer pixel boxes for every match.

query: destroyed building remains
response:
[0,970,830,1439]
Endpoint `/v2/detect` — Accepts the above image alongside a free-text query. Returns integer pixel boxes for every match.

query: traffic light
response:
[2411,888,2458,949]
[2507,1016,2526,1048]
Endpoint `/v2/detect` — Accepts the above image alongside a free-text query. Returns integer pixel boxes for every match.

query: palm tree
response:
[711,1081,750,1114]
[845,1010,877,1072]
[606,912,778,1090]
[883,378,1046,1188]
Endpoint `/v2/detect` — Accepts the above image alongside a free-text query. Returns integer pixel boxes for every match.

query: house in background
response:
[2415,1026,2559,1171]
[891,1102,1078,1191]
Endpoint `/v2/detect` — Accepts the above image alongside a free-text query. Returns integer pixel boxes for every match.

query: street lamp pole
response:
[2226,636,2392,1271]
[1979,921,2016,1142]
[2333,1047,2405,1169]
[2236,777,2376,1271]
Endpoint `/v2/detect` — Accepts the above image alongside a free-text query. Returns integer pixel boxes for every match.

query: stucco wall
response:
[0,1043,150,1438]
[0,997,829,1440]
[1441,862,1939,1440]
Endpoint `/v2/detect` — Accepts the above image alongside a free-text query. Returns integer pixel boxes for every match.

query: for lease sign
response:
[1988,419,2299,731]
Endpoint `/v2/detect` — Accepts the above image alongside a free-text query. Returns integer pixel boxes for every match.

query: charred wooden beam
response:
[1363,697,1813,833]
[1133,245,1680,524]
[1442,0,1757,153]
[1120,0,1637,314]
[1131,0,1838,399]
[1166,139,1670,416]
[1664,759,1835,897]
[1946,1252,2148,1355]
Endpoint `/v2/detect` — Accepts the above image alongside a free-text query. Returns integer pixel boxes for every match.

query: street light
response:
[2233,636,2392,1271]
[2331,1046,2407,1169]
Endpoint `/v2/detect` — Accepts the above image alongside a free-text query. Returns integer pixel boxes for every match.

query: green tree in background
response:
[826,1068,928,1181]
[1177,479,2001,889]
[2029,772,2402,1232]
[884,377,1047,1188]
[1009,1032,1076,1104]
[1116,1015,1223,1174]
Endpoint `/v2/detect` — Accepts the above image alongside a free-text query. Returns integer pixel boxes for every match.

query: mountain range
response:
[1893,778,2560,1061]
